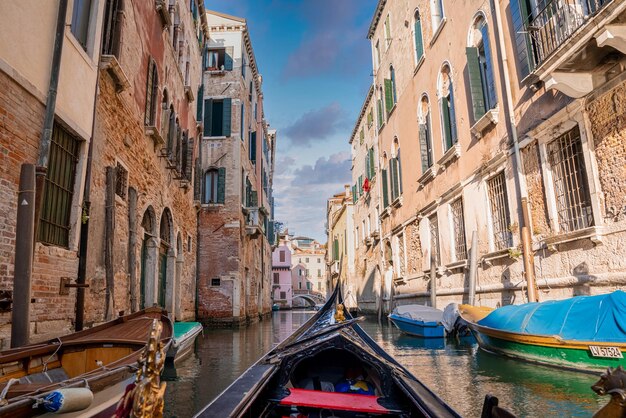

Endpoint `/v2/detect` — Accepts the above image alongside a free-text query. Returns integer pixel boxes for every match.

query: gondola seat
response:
[279,388,393,414]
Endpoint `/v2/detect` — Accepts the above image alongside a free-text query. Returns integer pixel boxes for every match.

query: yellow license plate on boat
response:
[589,346,623,358]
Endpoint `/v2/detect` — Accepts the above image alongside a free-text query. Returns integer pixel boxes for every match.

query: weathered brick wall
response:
[587,81,626,221]
[521,142,551,236]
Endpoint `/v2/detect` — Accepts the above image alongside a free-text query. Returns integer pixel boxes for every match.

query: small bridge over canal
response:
[292,290,326,307]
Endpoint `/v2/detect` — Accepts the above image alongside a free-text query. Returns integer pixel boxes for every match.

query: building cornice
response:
[367,0,387,40]
[349,85,374,144]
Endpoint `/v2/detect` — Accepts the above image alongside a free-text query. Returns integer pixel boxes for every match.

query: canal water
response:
[163,310,604,417]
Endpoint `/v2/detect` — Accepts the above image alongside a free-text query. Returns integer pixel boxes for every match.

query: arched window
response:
[384,66,397,116]
[413,10,424,63]
[161,89,169,136]
[418,95,433,173]
[438,64,457,151]
[144,59,158,126]
[167,105,175,155]
[430,0,444,33]
[377,86,385,128]
[390,138,402,201]
[390,66,397,105]
[381,152,390,208]
[203,168,225,204]
[467,14,497,122]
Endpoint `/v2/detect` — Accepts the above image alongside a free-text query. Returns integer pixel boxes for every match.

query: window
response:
[115,162,128,200]
[384,14,391,48]
[298,282,302,289]
[374,40,381,68]
[249,131,257,163]
[451,198,467,261]
[367,109,373,128]
[377,87,385,129]
[417,96,434,174]
[381,160,389,208]
[39,122,81,247]
[240,104,245,140]
[102,0,123,57]
[467,16,498,123]
[205,47,233,71]
[429,214,440,267]
[390,141,402,201]
[317,258,321,263]
[249,81,253,102]
[430,0,444,33]
[144,59,159,126]
[280,291,286,299]
[362,220,366,241]
[306,282,311,290]
[386,66,398,111]
[414,10,424,63]
[203,98,232,137]
[333,238,339,261]
[241,54,246,78]
[318,282,321,291]
[71,0,92,50]
[211,278,221,286]
[487,172,513,251]
[273,273,279,284]
[317,269,321,277]
[547,126,593,233]
[203,168,225,204]
[306,269,310,276]
[306,257,309,263]
[280,251,285,262]
[438,65,457,151]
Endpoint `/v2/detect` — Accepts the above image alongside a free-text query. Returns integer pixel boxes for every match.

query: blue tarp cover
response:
[478,291,626,342]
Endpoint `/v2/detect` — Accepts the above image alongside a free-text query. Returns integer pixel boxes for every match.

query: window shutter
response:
[224,46,234,70]
[240,104,245,139]
[481,24,498,109]
[369,148,375,179]
[249,131,257,163]
[202,47,208,70]
[359,128,364,144]
[466,47,487,122]
[222,98,232,137]
[217,167,226,204]
[194,158,201,201]
[510,0,534,78]
[397,152,403,195]
[196,84,203,121]
[419,124,430,173]
[185,137,194,180]
[203,99,213,137]
[250,190,258,207]
[365,155,370,181]
[168,113,176,153]
[390,158,399,200]
[352,185,357,203]
[367,110,373,127]
[144,61,155,126]
[241,55,246,77]
[441,97,453,150]
[384,79,393,115]
[449,86,457,144]
[382,168,389,208]
[414,18,424,61]
[358,175,363,195]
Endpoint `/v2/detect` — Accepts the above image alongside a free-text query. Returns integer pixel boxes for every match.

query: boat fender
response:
[42,388,94,413]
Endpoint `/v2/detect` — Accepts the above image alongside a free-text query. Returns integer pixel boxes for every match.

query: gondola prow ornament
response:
[334,304,346,322]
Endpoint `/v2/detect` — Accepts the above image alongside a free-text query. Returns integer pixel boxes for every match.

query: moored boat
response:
[167,322,203,363]
[194,285,509,417]
[460,291,626,373]
[0,307,172,417]
[388,305,445,338]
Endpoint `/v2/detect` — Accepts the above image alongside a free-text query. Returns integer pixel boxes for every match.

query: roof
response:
[205,9,246,24]
[349,85,374,144]
[367,0,387,40]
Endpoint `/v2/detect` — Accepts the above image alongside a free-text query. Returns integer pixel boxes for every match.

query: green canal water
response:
[163,310,604,417]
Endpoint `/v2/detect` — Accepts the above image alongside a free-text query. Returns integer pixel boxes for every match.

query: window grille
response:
[451,198,467,261]
[273,273,279,284]
[115,162,128,200]
[39,122,81,247]
[280,291,286,299]
[144,59,158,126]
[211,278,220,286]
[397,233,406,276]
[547,126,593,233]
[487,172,512,251]
[429,215,440,267]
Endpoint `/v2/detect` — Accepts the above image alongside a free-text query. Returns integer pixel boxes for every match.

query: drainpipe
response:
[492,0,539,302]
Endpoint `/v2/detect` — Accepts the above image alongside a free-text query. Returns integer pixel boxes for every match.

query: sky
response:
[205,0,377,242]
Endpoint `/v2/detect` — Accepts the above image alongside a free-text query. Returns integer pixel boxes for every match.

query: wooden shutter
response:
[194,158,201,201]
[352,185,357,203]
[441,97,453,150]
[250,190,258,207]
[419,124,430,173]
[249,131,257,163]
[217,167,226,204]
[369,148,375,179]
[397,152,403,195]
[222,98,232,137]
[224,47,234,70]
[185,137,194,180]
[202,46,208,69]
[449,86,457,144]
[414,18,424,60]
[367,110,373,127]
[377,99,384,128]
[144,60,155,126]
[466,47,487,122]
[359,128,364,144]
[196,85,203,121]
[510,0,534,78]
[384,79,393,115]
[365,154,370,180]
[481,24,498,109]
[382,168,389,208]
[390,158,399,200]
[240,104,245,139]
[358,175,363,195]
[203,99,213,136]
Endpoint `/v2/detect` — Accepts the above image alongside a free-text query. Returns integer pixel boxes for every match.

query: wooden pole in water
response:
[430,254,437,309]
[467,231,478,306]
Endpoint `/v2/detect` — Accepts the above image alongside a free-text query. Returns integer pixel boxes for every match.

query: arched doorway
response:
[140,207,157,309]
[159,209,173,309]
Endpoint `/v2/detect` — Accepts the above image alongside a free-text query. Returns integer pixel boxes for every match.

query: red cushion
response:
[279,388,390,413]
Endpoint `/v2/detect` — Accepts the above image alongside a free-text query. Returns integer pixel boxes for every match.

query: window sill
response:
[144,126,165,146]
[413,55,425,76]
[381,207,391,219]
[155,0,172,27]
[470,107,499,138]
[100,55,130,92]
[429,18,447,46]
[391,196,403,209]
[206,69,227,75]
[184,85,194,102]
[201,203,224,210]
[437,143,461,168]
[445,260,467,271]
[417,165,437,188]
[204,135,228,140]
[481,247,515,265]
[540,226,603,249]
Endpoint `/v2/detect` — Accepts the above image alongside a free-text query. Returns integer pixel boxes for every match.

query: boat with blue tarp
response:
[388,305,446,338]
[460,291,626,373]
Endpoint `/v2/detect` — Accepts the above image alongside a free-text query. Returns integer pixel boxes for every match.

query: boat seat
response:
[279,388,392,414]
[19,367,69,384]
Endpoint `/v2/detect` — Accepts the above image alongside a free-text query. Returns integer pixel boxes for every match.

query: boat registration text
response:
[589,345,624,359]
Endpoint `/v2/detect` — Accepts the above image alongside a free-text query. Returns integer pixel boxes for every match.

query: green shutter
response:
[397,153,403,195]
[414,18,424,61]
[365,154,370,180]
[367,110,373,126]
[359,128,364,144]
[466,47,487,122]
[377,99,384,128]
[203,99,213,136]
[196,84,204,121]
[222,98,232,137]
[384,79,393,115]
[382,168,389,208]
[250,190,258,207]
[217,167,226,203]
[185,137,194,180]
[352,185,357,203]
[249,131,257,163]
[369,148,375,179]
[224,46,234,70]
[449,86,457,144]
[510,0,534,77]
[240,104,245,140]
[333,239,339,261]
[481,24,498,109]
[358,175,363,195]
[441,96,453,150]
[390,158,399,201]
[419,124,430,173]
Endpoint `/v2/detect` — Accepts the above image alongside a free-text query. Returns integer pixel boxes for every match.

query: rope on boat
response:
[0,379,19,405]
[42,338,63,372]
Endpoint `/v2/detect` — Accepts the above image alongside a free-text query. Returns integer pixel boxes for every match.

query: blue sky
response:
[205,0,377,242]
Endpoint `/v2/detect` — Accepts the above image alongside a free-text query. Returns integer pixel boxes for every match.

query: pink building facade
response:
[272,244,293,309]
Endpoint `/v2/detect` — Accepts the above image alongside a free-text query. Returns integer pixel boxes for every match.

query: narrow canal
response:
[163,310,604,417]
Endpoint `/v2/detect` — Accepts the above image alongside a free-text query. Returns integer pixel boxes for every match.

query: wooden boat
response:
[388,305,445,338]
[460,291,626,373]
[194,285,509,418]
[0,307,172,417]
[167,322,203,363]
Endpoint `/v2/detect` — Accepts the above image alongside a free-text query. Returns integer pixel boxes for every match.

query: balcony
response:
[245,207,263,237]
[524,0,626,97]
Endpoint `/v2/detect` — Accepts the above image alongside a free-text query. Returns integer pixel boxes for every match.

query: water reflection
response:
[164,311,604,418]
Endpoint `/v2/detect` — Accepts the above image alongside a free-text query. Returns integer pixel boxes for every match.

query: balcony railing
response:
[525,0,613,68]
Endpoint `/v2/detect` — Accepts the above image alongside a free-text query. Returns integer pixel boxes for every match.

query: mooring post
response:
[12,164,36,348]
[468,231,478,305]
[430,253,437,309]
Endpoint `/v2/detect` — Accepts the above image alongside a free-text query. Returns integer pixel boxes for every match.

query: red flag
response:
[363,178,371,193]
